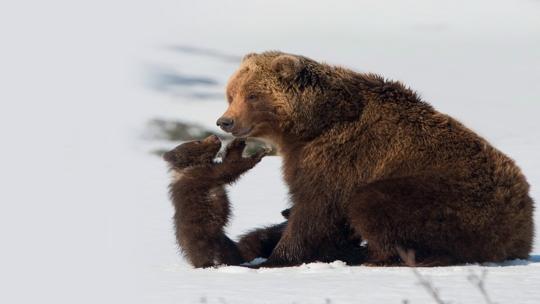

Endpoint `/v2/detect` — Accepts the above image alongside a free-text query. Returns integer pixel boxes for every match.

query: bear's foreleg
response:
[254,198,364,268]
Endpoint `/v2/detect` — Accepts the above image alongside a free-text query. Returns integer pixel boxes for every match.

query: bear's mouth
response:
[232,126,254,137]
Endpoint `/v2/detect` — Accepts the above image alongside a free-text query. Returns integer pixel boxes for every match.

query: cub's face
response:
[162,134,221,170]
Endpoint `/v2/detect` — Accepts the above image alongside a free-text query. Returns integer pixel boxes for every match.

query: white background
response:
[1,1,539,303]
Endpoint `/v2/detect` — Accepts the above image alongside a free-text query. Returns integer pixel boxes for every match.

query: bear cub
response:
[163,134,267,268]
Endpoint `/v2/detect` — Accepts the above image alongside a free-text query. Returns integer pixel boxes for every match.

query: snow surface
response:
[1,1,539,303]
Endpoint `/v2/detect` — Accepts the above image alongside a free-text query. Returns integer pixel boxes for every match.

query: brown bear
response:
[163,134,268,268]
[217,51,535,267]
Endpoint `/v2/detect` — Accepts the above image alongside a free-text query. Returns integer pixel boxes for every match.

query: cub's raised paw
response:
[223,138,247,162]
[249,148,269,163]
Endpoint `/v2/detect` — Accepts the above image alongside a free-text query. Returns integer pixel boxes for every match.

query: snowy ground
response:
[1,1,539,303]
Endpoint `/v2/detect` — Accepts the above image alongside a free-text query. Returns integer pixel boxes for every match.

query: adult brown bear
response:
[217,51,534,267]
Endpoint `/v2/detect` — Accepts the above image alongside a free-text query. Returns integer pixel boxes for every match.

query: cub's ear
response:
[271,55,302,81]
[242,52,258,62]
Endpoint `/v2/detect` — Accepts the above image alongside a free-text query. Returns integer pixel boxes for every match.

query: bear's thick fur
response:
[163,135,267,267]
[218,51,535,267]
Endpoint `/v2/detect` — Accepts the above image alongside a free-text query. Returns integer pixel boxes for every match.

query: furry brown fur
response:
[233,209,290,263]
[163,135,267,268]
[217,51,535,267]
[236,222,287,263]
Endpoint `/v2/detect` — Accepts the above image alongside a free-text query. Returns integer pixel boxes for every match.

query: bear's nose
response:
[216,117,234,132]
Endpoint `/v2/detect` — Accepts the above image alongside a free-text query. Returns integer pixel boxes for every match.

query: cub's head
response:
[162,134,221,170]
[216,51,361,148]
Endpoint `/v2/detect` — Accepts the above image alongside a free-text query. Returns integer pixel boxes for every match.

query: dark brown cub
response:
[164,135,267,268]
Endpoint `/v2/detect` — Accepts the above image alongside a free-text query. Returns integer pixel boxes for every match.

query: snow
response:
[1,0,539,303]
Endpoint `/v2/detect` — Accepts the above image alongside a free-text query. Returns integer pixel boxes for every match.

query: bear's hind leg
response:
[348,174,476,267]
[178,234,218,268]
[237,222,287,263]
[216,235,245,266]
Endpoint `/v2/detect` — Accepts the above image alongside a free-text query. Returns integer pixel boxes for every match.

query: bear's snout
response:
[216,117,234,132]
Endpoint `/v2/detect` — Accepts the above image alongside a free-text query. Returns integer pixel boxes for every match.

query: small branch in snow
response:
[396,246,447,304]
[468,269,495,304]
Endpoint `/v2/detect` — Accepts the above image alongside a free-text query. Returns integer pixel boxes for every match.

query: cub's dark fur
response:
[163,135,266,268]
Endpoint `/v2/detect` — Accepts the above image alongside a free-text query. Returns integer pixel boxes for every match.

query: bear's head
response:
[216,51,363,149]
[162,134,221,170]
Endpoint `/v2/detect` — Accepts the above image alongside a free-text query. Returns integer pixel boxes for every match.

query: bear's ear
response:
[242,52,258,62]
[271,55,302,81]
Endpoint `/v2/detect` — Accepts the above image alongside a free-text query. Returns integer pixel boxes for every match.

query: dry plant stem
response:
[468,269,495,304]
[396,246,446,304]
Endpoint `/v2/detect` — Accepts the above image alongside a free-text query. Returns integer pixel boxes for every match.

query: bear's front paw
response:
[223,138,247,162]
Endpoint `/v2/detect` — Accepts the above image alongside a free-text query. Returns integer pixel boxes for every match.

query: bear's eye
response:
[247,94,258,101]
[194,140,201,144]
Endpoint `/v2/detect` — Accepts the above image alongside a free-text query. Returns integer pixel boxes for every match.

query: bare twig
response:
[396,246,446,304]
[468,269,495,304]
